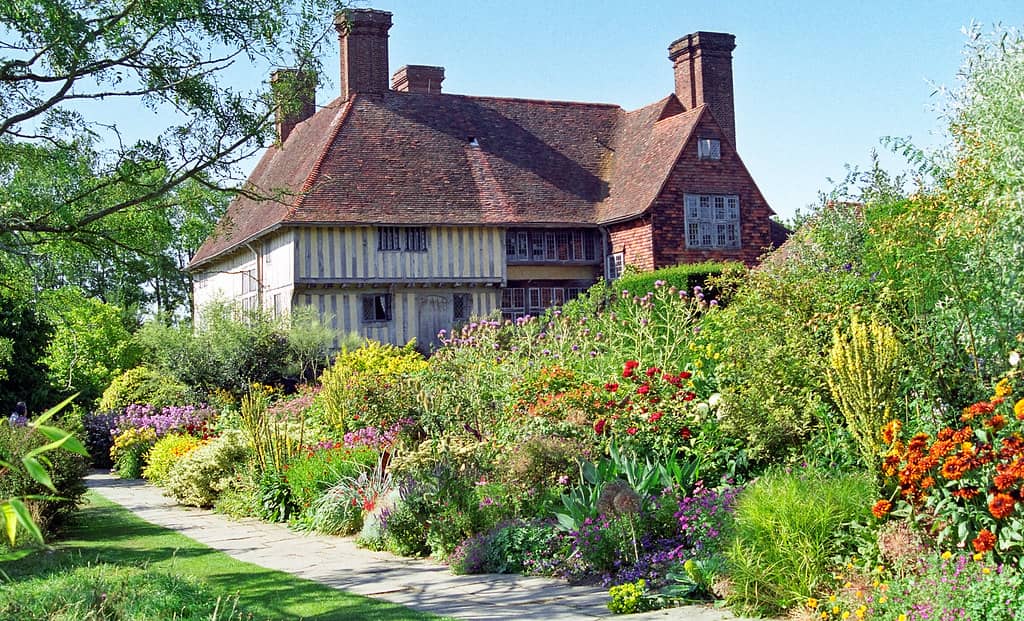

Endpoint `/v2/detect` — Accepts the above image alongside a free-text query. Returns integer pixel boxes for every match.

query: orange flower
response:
[882,454,902,477]
[994,474,1015,491]
[1015,398,1024,421]
[962,401,995,422]
[972,528,997,553]
[986,415,1007,431]
[989,493,1017,520]
[882,420,902,445]
[872,499,893,519]
[940,457,968,481]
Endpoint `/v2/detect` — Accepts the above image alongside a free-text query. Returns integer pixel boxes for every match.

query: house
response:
[189,8,780,351]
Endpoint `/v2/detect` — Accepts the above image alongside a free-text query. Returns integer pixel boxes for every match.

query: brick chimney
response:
[392,65,444,94]
[271,69,316,144]
[334,9,393,100]
[668,31,736,147]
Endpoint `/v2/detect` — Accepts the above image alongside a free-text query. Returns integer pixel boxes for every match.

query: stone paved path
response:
[87,473,742,621]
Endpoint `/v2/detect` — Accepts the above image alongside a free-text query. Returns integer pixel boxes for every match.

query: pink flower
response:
[637,384,651,395]
[626,426,638,435]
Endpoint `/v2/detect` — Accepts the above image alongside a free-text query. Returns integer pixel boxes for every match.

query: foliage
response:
[0,288,54,412]
[164,430,249,507]
[318,340,426,432]
[110,426,157,479]
[80,410,118,468]
[876,371,1024,564]
[0,395,88,544]
[449,520,559,575]
[239,387,305,476]
[305,456,393,536]
[135,302,294,395]
[725,468,875,616]
[613,261,741,306]
[607,578,657,614]
[98,366,188,413]
[285,307,340,381]
[0,0,347,311]
[284,444,378,514]
[827,315,902,474]
[709,202,875,463]
[820,552,1024,621]
[40,288,140,405]
[143,433,204,486]
[0,563,250,620]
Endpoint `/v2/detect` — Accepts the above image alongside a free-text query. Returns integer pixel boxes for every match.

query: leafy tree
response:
[0,0,346,315]
[0,287,54,413]
[41,287,139,405]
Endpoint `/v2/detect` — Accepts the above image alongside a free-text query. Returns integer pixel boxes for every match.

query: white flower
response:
[1010,351,1021,367]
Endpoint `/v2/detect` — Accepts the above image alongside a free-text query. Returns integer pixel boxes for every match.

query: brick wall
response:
[608,218,654,272]
[649,111,773,267]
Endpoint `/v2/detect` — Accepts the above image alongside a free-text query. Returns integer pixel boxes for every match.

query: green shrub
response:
[317,340,426,432]
[0,563,249,620]
[0,416,89,543]
[165,430,249,507]
[98,366,188,412]
[110,426,157,479]
[724,468,874,617]
[143,433,204,485]
[135,301,292,395]
[613,261,740,305]
[382,500,429,557]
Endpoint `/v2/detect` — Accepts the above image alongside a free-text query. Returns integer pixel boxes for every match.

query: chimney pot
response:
[392,65,445,94]
[335,9,393,100]
[668,31,737,147]
[271,69,316,144]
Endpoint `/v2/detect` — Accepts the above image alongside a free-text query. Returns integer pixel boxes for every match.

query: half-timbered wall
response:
[294,287,500,348]
[294,226,505,283]
[193,249,257,314]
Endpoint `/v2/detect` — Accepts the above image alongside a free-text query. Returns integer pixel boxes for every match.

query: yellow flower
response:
[807,598,819,609]
[1015,398,1024,420]
[941,550,952,560]
[872,579,880,588]
[973,552,983,561]
[855,589,864,599]
[829,595,838,603]
[983,567,991,574]
[898,615,907,621]
[879,595,888,604]
[994,378,1012,398]
[821,614,828,620]
[833,606,840,614]
[842,611,851,620]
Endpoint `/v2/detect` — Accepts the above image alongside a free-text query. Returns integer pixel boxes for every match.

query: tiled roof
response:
[190,90,706,268]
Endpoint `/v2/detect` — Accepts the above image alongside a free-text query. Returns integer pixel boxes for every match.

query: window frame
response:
[377,227,402,251]
[404,227,428,252]
[684,193,741,250]
[697,138,721,160]
[361,293,393,323]
[606,252,625,281]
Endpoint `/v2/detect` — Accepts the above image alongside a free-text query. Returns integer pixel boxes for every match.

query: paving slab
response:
[86,473,744,621]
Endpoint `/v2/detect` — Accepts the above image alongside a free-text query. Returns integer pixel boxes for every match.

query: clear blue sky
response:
[296,0,1024,222]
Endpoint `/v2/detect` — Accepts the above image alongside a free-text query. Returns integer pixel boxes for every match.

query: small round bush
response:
[98,366,188,412]
[165,430,249,507]
[143,433,204,485]
[110,426,157,479]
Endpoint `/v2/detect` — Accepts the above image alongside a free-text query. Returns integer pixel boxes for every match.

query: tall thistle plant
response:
[826,316,901,473]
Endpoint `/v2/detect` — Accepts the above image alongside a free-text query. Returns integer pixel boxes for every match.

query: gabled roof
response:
[190,90,711,268]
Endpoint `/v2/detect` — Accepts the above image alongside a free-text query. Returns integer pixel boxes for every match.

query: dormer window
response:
[697,138,721,160]
[468,137,480,148]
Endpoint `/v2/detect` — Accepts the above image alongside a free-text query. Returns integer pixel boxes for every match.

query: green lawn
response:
[0,492,448,620]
